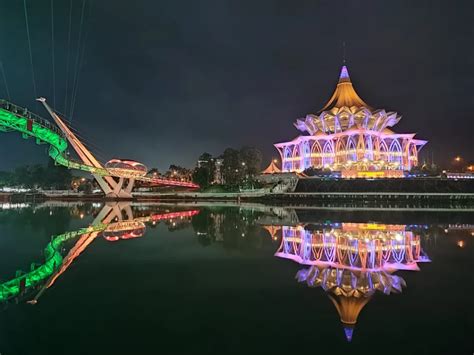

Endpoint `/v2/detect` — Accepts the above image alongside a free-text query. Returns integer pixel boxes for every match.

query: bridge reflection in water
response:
[272,222,431,341]
[1,204,438,343]
[0,203,199,304]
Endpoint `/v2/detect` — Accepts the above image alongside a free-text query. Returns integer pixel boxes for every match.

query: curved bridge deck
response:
[0,99,198,189]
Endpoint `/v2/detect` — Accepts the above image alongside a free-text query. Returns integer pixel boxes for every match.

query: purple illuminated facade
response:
[274,66,427,175]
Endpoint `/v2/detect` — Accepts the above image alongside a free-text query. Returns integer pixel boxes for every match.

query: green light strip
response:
[0,102,199,188]
[0,224,105,302]
[0,108,108,175]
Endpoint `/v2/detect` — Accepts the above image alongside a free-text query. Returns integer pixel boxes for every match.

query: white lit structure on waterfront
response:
[274,66,427,178]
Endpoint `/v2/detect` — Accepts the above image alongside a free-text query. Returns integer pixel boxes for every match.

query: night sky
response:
[0,0,472,172]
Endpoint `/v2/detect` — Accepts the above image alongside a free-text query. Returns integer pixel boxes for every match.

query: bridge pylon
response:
[37,98,134,198]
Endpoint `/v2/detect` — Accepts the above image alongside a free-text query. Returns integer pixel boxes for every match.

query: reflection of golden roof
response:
[263,225,281,240]
[329,295,368,342]
[296,266,406,342]
[328,293,370,325]
[320,66,371,111]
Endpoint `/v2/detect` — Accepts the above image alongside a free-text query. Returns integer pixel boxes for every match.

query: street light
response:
[454,156,462,162]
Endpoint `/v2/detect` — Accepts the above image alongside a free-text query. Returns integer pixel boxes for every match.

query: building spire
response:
[319,64,369,111]
[339,65,350,83]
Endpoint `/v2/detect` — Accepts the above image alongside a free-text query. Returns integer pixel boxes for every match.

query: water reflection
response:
[0,203,198,304]
[273,223,431,341]
[1,202,472,346]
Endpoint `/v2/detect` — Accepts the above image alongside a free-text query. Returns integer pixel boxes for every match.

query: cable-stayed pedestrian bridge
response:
[0,99,199,196]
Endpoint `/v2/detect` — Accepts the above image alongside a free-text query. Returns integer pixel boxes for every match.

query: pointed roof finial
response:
[339,65,350,83]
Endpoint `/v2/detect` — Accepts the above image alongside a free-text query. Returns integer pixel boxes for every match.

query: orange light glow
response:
[341,170,404,179]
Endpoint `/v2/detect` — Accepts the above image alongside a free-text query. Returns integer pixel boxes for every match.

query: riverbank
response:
[2,178,474,205]
[3,190,474,205]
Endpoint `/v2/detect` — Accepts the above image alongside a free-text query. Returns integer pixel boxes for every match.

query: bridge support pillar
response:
[93,175,133,199]
[124,178,135,195]
[93,174,113,196]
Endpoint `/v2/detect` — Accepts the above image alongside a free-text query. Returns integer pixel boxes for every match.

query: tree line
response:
[192,146,263,189]
[0,160,72,189]
[0,146,264,191]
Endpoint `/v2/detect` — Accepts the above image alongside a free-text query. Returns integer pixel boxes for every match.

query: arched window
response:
[365,135,374,160]
[292,145,301,171]
[335,138,346,163]
[323,141,334,166]
[346,136,357,162]
[409,144,418,169]
[356,135,365,160]
[379,140,389,162]
[301,141,311,170]
[389,139,403,167]
[311,141,323,168]
[283,147,292,171]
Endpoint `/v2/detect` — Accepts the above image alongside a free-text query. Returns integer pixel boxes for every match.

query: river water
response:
[0,202,473,354]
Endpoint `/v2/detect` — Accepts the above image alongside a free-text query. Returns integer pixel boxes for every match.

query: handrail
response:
[0,99,64,138]
[0,99,199,188]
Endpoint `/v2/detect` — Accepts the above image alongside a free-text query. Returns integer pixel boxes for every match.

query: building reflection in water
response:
[272,223,431,341]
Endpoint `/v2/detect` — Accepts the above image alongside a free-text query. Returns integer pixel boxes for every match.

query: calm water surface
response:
[0,202,473,355]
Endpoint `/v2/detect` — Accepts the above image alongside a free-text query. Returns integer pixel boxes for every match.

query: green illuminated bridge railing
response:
[0,99,109,176]
[0,99,199,188]
[0,208,199,303]
[0,224,106,303]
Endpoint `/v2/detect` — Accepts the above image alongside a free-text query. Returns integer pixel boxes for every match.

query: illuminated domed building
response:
[274,66,427,178]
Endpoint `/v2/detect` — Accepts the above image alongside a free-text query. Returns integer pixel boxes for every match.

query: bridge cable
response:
[70,11,91,121]
[70,0,92,123]
[52,107,112,162]
[69,0,87,122]
[51,0,56,108]
[23,0,38,105]
[0,61,11,101]
[63,0,73,113]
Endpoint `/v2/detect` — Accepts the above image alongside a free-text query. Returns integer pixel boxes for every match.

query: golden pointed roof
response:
[262,160,281,174]
[320,66,371,112]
